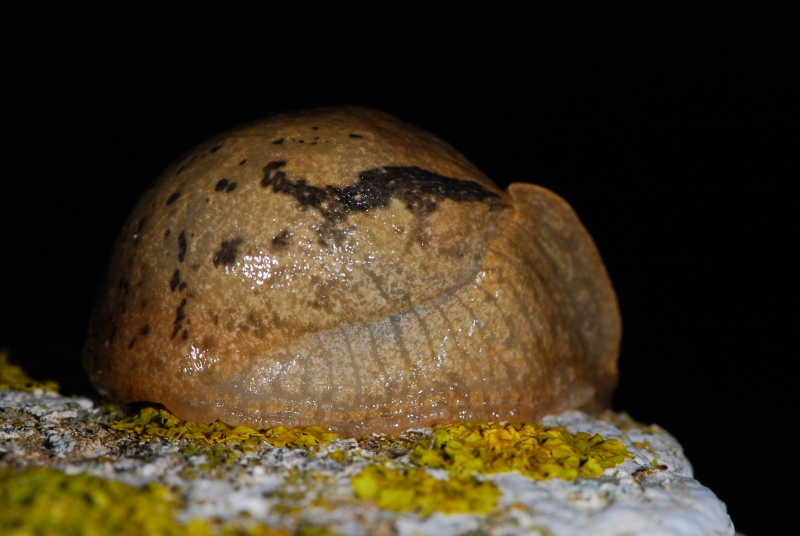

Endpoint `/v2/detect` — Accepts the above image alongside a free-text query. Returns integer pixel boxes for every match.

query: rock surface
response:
[0,387,735,535]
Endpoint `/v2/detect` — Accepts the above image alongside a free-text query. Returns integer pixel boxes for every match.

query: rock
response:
[0,387,735,535]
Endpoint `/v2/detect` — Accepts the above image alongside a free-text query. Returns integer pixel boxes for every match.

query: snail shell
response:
[83,107,620,437]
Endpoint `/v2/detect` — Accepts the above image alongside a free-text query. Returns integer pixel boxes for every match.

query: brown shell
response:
[82,107,621,437]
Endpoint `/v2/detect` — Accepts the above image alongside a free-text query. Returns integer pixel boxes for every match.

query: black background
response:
[1,12,789,534]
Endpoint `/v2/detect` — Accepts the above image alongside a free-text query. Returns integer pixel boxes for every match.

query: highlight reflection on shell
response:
[83,107,621,437]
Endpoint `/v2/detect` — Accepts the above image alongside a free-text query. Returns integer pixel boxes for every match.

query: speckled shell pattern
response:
[83,107,621,437]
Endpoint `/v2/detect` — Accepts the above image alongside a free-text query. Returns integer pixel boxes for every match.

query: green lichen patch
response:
[0,466,292,536]
[352,464,500,516]
[409,422,631,481]
[110,407,338,448]
[0,351,59,393]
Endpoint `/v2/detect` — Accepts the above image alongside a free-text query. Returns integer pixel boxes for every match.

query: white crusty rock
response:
[0,388,735,535]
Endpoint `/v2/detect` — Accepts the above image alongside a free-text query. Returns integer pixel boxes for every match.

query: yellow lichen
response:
[293,526,338,536]
[180,442,247,478]
[110,407,338,448]
[0,466,291,536]
[325,449,350,464]
[272,469,337,514]
[351,422,631,515]
[0,351,59,393]
[352,464,500,516]
[409,422,631,480]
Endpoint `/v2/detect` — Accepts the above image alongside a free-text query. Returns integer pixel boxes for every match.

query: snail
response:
[83,107,621,437]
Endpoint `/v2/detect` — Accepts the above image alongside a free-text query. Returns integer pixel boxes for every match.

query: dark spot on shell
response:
[140,300,147,308]
[137,217,146,232]
[178,231,187,262]
[263,161,286,176]
[247,311,263,327]
[213,238,244,267]
[225,182,237,193]
[272,229,293,247]
[212,314,219,325]
[191,263,200,271]
[261,161,328,207]
[176,165,187,175]
[312,126,319,130]
[261,165,503,219]
[215,179,229,192]
[181,329,189,340]
[349,133,362,138]
[298,140,304,143]
[118,278,130,295]
[179,282,187,291]
[272,138,284,145]
[165,229,171,238]
[170,269,181,292]
[128,337,136,349]
[210,144,222,153]
[175,299,187,322]
[171,298,187,339]
[239,159,247,165]
[166,191,181,205]
[238,311,267,338]
[140,325,150,336]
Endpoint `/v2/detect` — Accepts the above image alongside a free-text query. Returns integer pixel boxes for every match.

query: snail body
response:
[83,107,620,437]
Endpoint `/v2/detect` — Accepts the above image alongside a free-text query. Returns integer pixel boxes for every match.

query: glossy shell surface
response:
[83,107,621,437]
